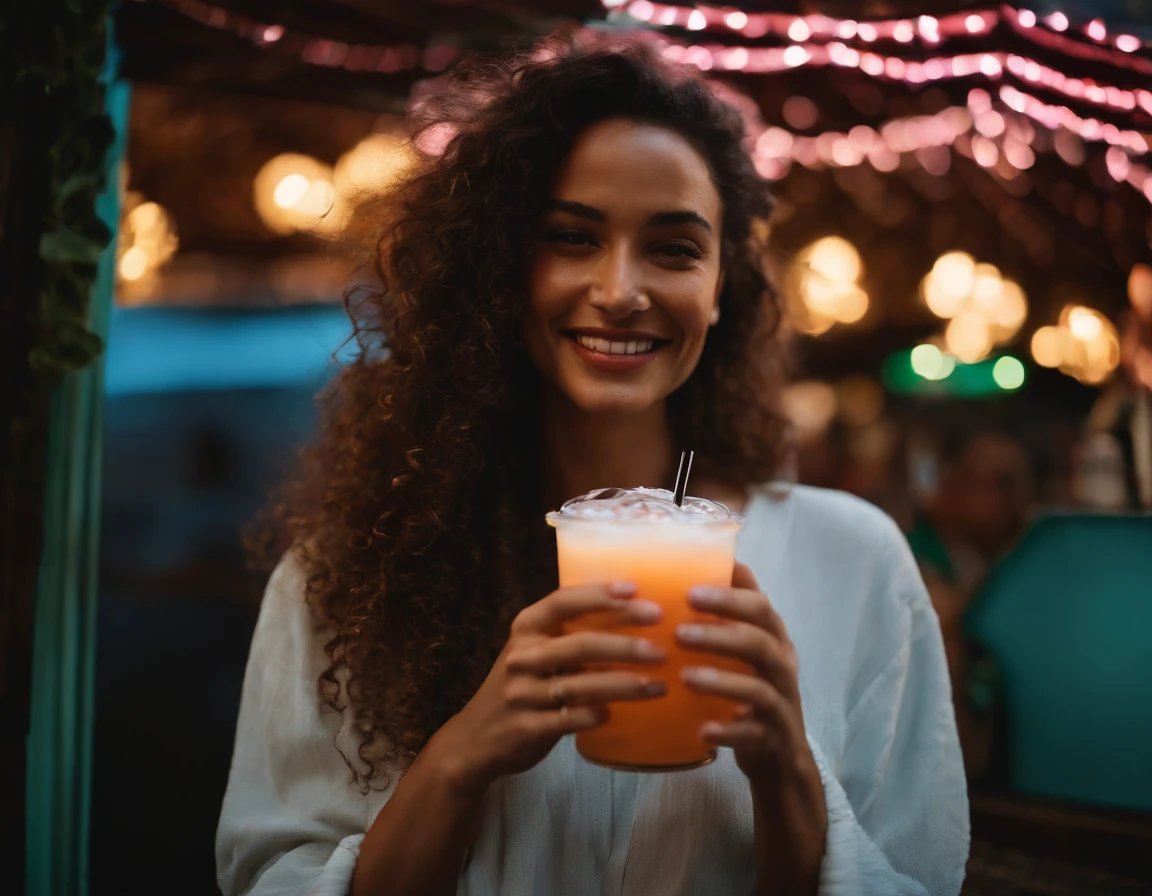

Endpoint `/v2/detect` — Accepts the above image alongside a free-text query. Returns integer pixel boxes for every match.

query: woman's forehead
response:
[549,119,722,223]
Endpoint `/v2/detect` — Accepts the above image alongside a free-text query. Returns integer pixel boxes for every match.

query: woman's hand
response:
[675,563,826,895]
[432,582,667,795]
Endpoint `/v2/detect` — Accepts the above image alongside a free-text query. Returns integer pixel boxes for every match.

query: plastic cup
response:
[546,488,746,771]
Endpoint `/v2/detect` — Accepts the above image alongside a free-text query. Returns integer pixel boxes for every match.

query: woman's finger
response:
[699,719,775,749]
[531,706,608,738]
[506,670,667,709]
[687,584,789,642]
[732,562,760,592]
[506,630,666,675]
[681,666,785,719]
[512,582,662,635]
[675,621,796,690]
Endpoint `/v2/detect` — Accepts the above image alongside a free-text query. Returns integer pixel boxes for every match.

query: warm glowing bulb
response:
[836,286,869,324]
[966,14,985,33]
[932,251,977,298]
[993,356,1026,390]
[1116,34,1141,53]
[1048,12,1069,31]
[1017,10,1037,28]
[946,312,992,363]
[119,245,149,281]
[724,11,748,30]
[686,9,706,30]
[806,236,862,285]
[1031,326,1065,367]
[1068,306,1104,340]
[273,173,310,209]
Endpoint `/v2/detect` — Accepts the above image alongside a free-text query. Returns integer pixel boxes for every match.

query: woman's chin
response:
[562,384,663,419]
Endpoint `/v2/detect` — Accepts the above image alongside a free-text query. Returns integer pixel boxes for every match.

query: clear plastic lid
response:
[546,486,744,527]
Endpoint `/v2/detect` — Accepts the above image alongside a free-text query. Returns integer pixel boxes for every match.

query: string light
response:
[253,153,340,236]
[657,37,1149,128]
[117,201,178,281]
[920,251,1029,359]
[1030,305,1121,383]
[158,0,462,73]
[608,1,1149,64]
[791,236,870,334]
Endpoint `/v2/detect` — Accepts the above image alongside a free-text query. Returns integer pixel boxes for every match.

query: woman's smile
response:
[562,327,673,371]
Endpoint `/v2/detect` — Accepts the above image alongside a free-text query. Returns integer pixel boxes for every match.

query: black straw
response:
[672,449,694,507]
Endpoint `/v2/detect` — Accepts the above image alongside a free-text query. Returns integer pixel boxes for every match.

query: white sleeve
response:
[815,534,970,896]
[216,555,400,896]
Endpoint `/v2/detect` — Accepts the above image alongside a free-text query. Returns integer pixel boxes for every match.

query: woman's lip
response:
[566,334,664,371]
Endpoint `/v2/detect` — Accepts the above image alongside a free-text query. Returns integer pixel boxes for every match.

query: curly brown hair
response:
[257,36,790,788]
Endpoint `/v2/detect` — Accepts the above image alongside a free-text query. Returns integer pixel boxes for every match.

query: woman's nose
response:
[590,245,650,318]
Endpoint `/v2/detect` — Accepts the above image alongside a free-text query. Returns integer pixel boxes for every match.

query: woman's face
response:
[524,118,725,418]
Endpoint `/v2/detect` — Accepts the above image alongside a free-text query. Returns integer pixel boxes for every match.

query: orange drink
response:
[546,487,745,771]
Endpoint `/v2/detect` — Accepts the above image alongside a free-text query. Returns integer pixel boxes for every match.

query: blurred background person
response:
[905,425,1035,783]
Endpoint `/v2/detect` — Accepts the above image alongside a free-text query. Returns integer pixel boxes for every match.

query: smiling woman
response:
[218,35,969,896]
[525,120,725,412]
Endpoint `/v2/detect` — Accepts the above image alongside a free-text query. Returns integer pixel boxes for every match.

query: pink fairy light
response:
[629,0,654,21]
[788,19,811,41]
[1116,35,1141,53]
[999,85,1150,152]
[687,9,707,31]
[1017,10,1037,28]
[260,24,284,42]
[893,21,915,43]
[783,45,810,67]
[1086,20,1107,42]
[965,14,985,34]
[857,23,879,42]
[1047,12,1069,32]
[724,11,747,30]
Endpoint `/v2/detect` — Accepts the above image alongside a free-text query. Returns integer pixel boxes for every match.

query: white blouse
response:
[217,484,969,895]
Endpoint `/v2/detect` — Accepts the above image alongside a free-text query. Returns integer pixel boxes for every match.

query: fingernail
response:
[635,639,665,659]
[701,722,725,739]
[688,587,723,606]
[677,624,707,643]
[683,666,718,684]
[608,581,638,598]
[629,601,662,623]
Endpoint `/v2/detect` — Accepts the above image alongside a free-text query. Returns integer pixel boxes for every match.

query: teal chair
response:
[966,514,1152,812]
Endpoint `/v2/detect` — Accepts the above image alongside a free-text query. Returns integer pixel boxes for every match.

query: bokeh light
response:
[793,236,870,333]
[1030,305,1121,384]
[253,153,339,236]
[992,355,1026,390]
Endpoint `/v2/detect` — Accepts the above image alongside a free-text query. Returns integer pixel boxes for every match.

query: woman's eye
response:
[656,242,702,260]
[543,230,596,247]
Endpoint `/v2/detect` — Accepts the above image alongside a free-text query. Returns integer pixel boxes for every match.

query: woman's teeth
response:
[573,334,656,355]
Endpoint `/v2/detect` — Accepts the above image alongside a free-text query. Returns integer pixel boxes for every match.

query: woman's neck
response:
[539,393,676,509]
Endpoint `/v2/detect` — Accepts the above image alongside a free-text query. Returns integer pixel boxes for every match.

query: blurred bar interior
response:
[4,1,1151,894]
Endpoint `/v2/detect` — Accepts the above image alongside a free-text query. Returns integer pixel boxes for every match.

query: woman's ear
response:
[711,267,726,326]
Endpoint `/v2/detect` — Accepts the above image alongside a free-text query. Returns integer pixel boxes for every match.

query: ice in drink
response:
[546,487,746,771]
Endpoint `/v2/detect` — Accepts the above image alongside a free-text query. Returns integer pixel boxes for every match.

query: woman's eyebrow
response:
[647,210,712,233]
[544,202,712,234]
[544,200,605,222]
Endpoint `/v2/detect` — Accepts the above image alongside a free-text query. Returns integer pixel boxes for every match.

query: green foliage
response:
[3,1,115,378]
